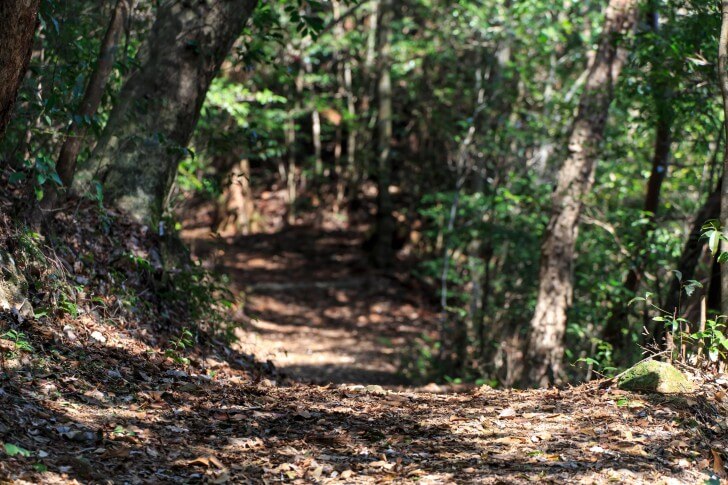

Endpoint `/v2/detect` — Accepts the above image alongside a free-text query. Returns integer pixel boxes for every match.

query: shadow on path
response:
[185,225,438,386]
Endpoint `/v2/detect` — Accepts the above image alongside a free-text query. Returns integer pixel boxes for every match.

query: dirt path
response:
[188,225,437,386]
[1,223,724,483]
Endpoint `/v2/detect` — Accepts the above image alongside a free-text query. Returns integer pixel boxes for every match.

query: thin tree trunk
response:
[285,65,304,225]
[0,0,41,140]
[372,0,394,268]
[660,183,721,346]
[73,0,258,225]
[521,0,639,387]
[39,0,132,220]
[719,0,728,316]
[312,109,323,177]
[57,0,132,188]
[356,1,379,188]
[343,58,358,196]
[603,105,672,346]
[603,3,673,350]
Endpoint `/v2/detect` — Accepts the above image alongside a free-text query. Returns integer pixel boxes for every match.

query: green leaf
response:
[4,443,31,457]
[683,280,703,297]
[8,172,26,184]
[709,230,720,255]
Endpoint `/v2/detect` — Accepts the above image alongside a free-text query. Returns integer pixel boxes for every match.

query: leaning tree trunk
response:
[372,0,395,268]
[38,0,132,221]
[56,0,132,190]
[719,0,728,317]
[521,0,639,387]
[74,0,258,225]
[0,0,40,139]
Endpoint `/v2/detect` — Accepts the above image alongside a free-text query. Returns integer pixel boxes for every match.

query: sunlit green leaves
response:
[3,443,31,458]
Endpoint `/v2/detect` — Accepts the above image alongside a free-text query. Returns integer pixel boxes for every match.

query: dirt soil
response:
[187,224,437,386]
[1,220,727,483]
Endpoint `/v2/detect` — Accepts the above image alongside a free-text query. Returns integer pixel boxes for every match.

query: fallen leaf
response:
[712,449,726,478]
[498,408,517,419]
[190,455,224,469]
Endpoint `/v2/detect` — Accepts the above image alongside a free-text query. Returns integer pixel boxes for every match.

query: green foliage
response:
[1,330,33,354]
[2,0,725,389]
[164,328,195,365]
[3,443,31,458]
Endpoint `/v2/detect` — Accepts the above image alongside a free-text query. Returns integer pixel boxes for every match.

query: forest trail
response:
[169,223,723,484]
[186,224,437,387]
[0,219,723,484]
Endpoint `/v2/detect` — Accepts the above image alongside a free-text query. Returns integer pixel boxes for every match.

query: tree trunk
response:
[603,3,674,351]
[74,0,258,225]
[216,158,253,236]
[660,183,721,346]
[38,0,132,220]
[56,0,132,189]
[0,0,40,139]
[285,64,304,225]
[372,0,395,268]
[312,109,323,177]
[344,62,357,183]
[719,0,728,316]
[522,0,639,387]
[603,102,672,347]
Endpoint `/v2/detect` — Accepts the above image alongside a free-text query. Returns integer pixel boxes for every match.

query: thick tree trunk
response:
[372,0,395,268]
[74,0,258,225]
[719,0,728,316]
[522,0,639,387]
[0,0,40,315]
[0,0,41,139]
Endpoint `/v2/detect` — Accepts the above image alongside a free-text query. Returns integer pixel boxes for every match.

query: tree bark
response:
[74,0,258,225]
[0,0,41,140]
[522,0,639,387]
[56,0,132,189]
[660,183,721,346]
[603,95,673,347]
[372,0,395,268]
[603,2,675,350]
[719,0,728,316]
[216,158,253,236]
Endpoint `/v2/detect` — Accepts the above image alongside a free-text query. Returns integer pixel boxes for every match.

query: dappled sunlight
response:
[185,224,437,387]
[3,0,728,481]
